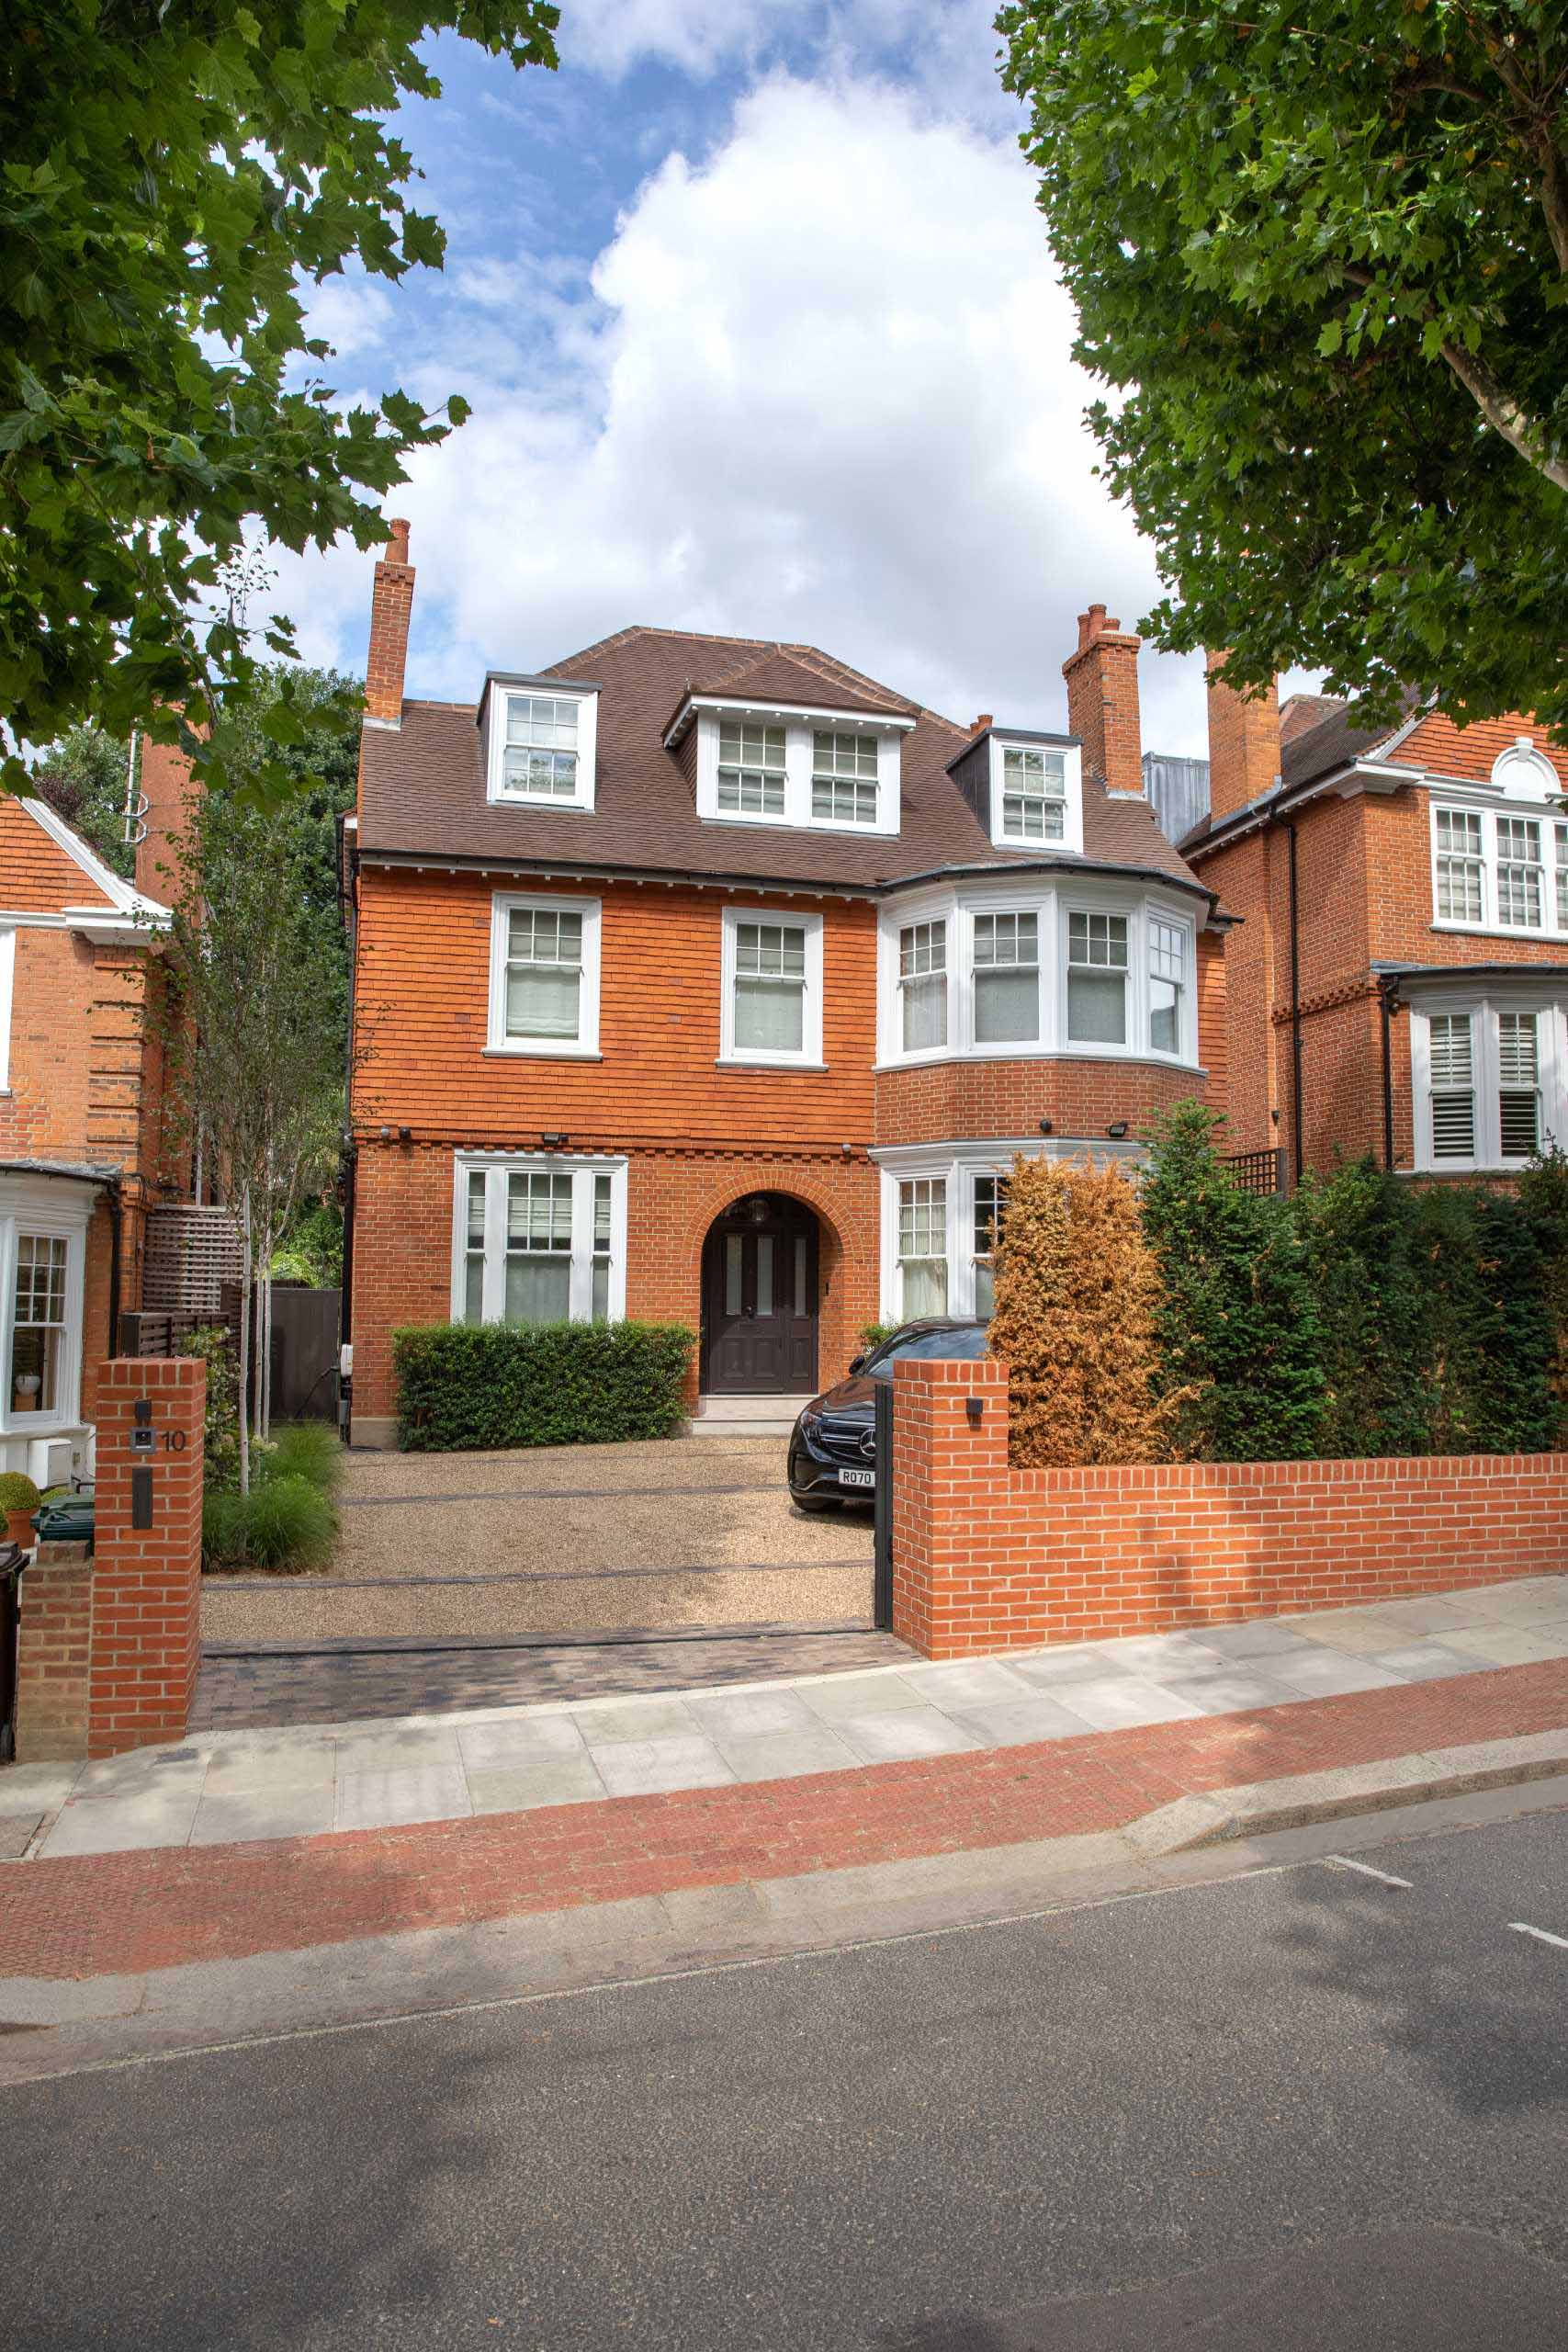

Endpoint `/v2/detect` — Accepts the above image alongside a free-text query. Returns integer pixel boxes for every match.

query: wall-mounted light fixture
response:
[1037,1117,1054,1136]
[964,1395,985,1427]
[1105,1122,1130,1140]
[540,1132,569,1148]
[840,1140,853,1157]
[398,1125,412,1146]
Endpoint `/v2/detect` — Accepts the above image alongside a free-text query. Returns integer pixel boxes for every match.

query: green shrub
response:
[1294,1159,1438,1456]
[259,1419,344,1493]
[1140,1102,1326,1461]
[857,1322,898,1355]
[178,1324,241,1487]
[0,1470,41,1512]
[393,1319,694,1452]
[201,1475,336,1573]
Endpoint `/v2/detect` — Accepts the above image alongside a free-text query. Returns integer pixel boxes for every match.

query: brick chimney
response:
[134,732,198,907]
[365,518,414,727]
[1205,650,1281,821]
[1061,605,1143,793]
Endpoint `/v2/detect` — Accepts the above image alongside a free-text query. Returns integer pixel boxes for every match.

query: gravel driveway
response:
[201,1436,874,1644]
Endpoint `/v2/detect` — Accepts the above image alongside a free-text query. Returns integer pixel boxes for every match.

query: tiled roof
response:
[357,626,1210,899]
[1279,691,1420,790]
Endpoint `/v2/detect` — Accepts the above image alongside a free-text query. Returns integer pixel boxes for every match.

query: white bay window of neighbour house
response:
[1427,1014,1476,1159]
[1496,819,1543,929]
[898,1177,948,1317]
[10,1233,68,1414]
[733,922,807,1054]
[1066,911,1129,1045]
[1149,917,1186,1055]
[899,920,948,1051]
[504,907,583,1044]
[972,913,1038,1045]
[1436,810,1485,924]
[811,730,879,825]
[501,695,581,798]
[1497,1012,1541,1158]
[1000,747,1066,842]
[717,723,786,817]
[1556,824,1568,930]
[972,1174,1007,1318]
[463,1165,617,1326]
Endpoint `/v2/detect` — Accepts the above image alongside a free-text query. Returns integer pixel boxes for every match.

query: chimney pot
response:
[364,523,417,728]
[387,517,411,566]
[972,712,993,735]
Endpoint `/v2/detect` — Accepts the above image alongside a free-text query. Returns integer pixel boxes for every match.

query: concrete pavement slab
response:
[334,1764,472,1832]
[713,1724,860,1781]
[1254,1649,1405,1698]
[1146,1667,1305,1715]
[0,1761,79,1814]
[1052,1679,1207,1731]
[795,1671,924,1720]
[899,1659,1039,1709]
[834,1707,983,1764]
[0,1815,39,1858]
[1444,1622,1568,1668]
[201,1744,338,1797]
[1359,1596,1485,1637]
[574,1696,702,1747]
[331,1726,464,1775]
[190,1790,337,1847]
[947,1695,1099,1748]
[1363,1641,1483,1682]
[1003,1645,1121,1688]
[1186,1620,1314,1662]
[684,1686,822,1741]
[38,1789,201,1858]
[592,1734,734,1796]
[455,1713,588,1768]
[466,1758,607,1814]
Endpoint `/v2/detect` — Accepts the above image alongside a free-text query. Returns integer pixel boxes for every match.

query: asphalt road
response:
[6,1810,1567,2351]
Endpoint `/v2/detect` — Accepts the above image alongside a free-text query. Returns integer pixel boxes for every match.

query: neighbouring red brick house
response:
[1168,664,1568,1184]
[343,529,1230,1444]
[0,759,191,1486]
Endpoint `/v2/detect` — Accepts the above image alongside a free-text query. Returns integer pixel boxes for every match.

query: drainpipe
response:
[106,1181,124,1358]
[1379,978,1403,1172]
[1282,819,1304,1187]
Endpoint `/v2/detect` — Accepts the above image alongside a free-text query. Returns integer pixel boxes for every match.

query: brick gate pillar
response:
[890,1355,1010,1658]
[87,1357,205,1758]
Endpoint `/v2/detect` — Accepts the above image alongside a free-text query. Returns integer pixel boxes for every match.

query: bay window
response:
[487,894,602,1057]
[0,925,13,1091]
[0,1182,90,1440]
[1148,917,1186,1057]
[719,908,823,1067]
[972,912,1038,1045]
[899,920,948,1053]
[455,1157,626,1326]
[1414,999,1563,1170]
[972,1174,1008,1317]
[897,1177,948,1318]
[1430,800,1568,938]
[1066,910,1128,1046]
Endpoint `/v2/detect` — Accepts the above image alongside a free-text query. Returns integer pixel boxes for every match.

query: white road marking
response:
[1324,1855,1413,1889]
[1508,1921,1568,1951]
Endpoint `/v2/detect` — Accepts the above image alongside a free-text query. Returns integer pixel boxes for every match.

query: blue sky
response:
[273,2,1246,757]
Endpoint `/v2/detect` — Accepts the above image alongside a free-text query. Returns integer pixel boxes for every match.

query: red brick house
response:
[343,530,1229,1444]
[0,768,186,1486]
[1173,666,1568,1183]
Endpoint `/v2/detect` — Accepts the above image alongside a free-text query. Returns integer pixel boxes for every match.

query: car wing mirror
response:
[848,1353,866,1375]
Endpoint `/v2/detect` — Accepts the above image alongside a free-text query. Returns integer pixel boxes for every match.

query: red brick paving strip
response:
[5,1659,1567,1984]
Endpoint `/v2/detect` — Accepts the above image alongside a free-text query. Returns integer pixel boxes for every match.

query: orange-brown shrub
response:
[987,1152,1184,1467]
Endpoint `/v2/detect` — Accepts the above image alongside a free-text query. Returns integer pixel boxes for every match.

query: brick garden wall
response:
[891,1356,1568,1659]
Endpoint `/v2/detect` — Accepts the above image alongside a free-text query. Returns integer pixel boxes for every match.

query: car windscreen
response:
[867,1326,991,1374]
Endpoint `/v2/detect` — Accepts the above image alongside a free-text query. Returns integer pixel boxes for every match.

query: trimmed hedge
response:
[393,1319,695,1452]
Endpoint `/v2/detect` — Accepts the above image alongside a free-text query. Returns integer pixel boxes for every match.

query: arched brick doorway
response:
[700,1192,819,1396]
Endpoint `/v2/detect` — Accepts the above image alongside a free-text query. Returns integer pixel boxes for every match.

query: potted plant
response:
[11,1373,39,1414]
[0,1470,41,1550]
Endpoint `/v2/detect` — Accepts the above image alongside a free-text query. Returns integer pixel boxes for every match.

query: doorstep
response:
[690,1394,814,1438]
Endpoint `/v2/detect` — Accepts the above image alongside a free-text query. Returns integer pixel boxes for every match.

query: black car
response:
[787,1319,992,1509]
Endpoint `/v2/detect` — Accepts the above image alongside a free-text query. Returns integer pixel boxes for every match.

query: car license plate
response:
[837,1465,875,1488]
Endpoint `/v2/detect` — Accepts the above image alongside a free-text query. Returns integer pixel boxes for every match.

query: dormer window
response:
[1000,746,1066,843]
[482,674,600,812]
[811,730,879,826]
[673,695,910,835]
[718,723,785,817]
[502,696,581,800]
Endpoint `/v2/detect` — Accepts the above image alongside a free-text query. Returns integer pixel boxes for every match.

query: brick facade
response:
[891,1356,1568,1659]
[1061,605,1144,796]
[14,1541,94,1762]
[1192,702,1568,1171]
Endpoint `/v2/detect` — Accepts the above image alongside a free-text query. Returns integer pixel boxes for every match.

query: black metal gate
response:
[873,1379,894,1630]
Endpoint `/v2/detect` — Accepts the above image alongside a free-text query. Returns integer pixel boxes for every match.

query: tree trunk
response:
[237,1187,253,1498]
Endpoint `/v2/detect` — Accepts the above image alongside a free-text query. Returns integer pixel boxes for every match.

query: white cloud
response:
[272,71,1218,754]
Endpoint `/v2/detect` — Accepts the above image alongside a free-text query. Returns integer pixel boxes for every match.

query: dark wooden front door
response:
[702,1197,819,1396]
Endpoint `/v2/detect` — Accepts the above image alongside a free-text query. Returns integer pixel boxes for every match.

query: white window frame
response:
[874,1140,1143,1323]
[717,905,825,1069]
[986,735,1084,856]
[1428,792,1568,941]
[896,911,952,1062]
[0,1180,91,1437]
[450,1153,627,1325]
[0,925,13,1092]
[876,883,1200,1069]
[485,892,602,1059]
[483,680,599,813]
[967,904,1043,1051]
[1410,994,1566,1173]
[690,706,908,836]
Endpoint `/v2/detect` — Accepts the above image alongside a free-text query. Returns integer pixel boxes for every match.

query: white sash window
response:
[899,919,948,1053]
[455,1157,626,1326]
[487,895,601,1057]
